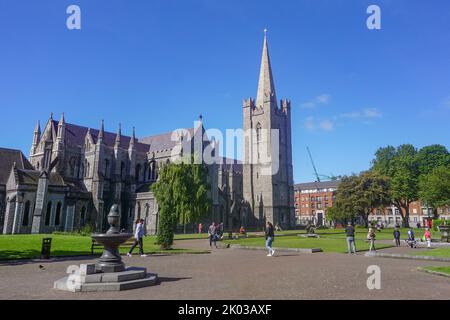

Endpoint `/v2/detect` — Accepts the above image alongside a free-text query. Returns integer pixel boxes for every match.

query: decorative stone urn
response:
[438,223,450,243]
[91,204,132,272]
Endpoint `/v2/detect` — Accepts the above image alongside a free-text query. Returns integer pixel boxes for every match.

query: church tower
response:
[243,31,295,230]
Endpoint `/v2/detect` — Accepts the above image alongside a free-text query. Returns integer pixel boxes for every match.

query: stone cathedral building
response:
[0,33,295,235]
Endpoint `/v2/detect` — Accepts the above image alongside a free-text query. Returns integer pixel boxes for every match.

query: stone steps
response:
[54,267,159,292]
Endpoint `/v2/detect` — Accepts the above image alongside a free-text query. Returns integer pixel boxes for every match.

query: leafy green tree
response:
[371,144,419,227]
[416,145,450,176]
[152,158,212,248]
[419,166,450,217]
[329,172,390,227]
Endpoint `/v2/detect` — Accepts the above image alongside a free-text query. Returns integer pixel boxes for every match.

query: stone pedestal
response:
[54,264,158,292]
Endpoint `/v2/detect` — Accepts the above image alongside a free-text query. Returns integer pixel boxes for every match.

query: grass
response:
[413,247,450,258]
[420,266,450,276]
[224,235,394,253]
[0,234,208,261]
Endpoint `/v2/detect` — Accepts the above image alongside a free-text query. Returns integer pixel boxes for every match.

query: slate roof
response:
[294,180,340,191]
[15,170,66,187]
[140,128,195,154]
[52,121,149,153]
[0,148,34,185]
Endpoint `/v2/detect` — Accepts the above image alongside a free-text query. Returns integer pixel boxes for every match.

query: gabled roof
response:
[0,148,34,185]
[15,169,66,187]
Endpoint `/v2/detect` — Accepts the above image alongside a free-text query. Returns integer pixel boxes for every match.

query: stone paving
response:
[0,239,449,300]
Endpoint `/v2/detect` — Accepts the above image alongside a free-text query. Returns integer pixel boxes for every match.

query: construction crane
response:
[306,147,340,182]
[306,147,321,182]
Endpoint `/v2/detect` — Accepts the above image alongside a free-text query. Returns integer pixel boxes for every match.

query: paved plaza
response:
[0,239,449,300]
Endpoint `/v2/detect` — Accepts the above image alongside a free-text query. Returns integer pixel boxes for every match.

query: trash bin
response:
[41,238,52,259]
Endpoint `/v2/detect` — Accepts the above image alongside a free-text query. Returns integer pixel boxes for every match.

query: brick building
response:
[294,180,450,227]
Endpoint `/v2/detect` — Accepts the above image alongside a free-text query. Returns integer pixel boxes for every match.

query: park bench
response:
[91,237,135,255]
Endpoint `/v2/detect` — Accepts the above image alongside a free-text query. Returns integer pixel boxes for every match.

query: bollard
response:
[41,238,52,259]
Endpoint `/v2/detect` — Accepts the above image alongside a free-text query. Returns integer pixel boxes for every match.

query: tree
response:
[415,145,450,176]
[371,144,418,227]
[329,173,391,227]
[152,158,212,248]
[419,166,450,217]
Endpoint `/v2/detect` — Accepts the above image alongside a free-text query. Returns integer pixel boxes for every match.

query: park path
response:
[0,238,449,300]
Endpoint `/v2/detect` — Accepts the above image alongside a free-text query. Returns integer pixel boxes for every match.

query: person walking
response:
[367,227,376,252]
[393,227,401,247]
[424,228,432,248]
[208,222,218,248]
[265,221,275,257]
[127,219,147,257]
[198,223,203,234]
[407,228,416,248]
[345,222,356,254]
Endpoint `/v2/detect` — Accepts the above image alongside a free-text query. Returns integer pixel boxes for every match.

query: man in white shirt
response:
[127,218,147,257]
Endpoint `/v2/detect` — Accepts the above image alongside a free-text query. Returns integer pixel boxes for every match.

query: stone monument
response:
[54,204,158,292]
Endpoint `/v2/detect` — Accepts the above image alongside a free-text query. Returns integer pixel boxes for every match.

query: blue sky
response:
[0,0,449,183]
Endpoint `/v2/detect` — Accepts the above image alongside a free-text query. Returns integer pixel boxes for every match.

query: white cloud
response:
[319,119,334,131]
[338,107,383,120]
[304,117,334,132]
[301,94,331,109]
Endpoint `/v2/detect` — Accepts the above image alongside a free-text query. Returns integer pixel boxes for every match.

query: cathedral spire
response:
[34,120,41,135]
[256,29,277,109]
[115,123,121,147]
[56,113,65,144]
[129,127,136,148]
[98,119,104,143]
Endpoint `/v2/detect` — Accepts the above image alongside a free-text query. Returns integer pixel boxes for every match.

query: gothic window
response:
[84,159,88,178]
[80,206,86,227]
[22,201,31,226]
[135,164,142,182]
[121,162,126,180]
[150,161,156,180]
[36,161,40,171]
[80,162,85,179]
[87,162,91,178]
[256,123,262,143]
[104,159,110,178]
[69,157,76,177]
[55,202,62,226]
[45,201,52,226]
[143,163,148,182]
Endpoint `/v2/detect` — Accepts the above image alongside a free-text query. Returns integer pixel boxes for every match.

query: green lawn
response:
[413,247,450,258]
[224,235,394,253]
[0,234,209,261]
[420,266,450,276]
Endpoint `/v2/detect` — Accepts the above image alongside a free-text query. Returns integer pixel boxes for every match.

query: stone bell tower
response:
[242,31,295,230]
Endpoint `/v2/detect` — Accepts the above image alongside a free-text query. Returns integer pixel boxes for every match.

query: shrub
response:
[432,219,448,232]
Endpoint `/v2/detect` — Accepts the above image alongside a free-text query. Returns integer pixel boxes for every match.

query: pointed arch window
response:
[22,201,31,226]
[104,159,110,178]
[135,164,142,182]
[45,201,52,226]
[55,202,62,226]
[121,162,126,180]
[80,206,86,228]
[256,123,262,143]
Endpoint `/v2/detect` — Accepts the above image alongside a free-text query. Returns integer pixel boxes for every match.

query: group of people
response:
[207,222,224,248]
[207,221,276,257]
[345,222,433,255]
